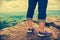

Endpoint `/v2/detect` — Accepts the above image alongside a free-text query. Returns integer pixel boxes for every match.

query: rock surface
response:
[0,17,60,40]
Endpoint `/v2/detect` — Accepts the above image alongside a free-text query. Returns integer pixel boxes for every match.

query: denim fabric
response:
[26,0,48,22]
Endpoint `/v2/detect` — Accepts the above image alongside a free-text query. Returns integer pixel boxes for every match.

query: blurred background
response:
[0,0,60,29]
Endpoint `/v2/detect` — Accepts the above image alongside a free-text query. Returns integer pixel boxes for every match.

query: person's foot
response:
[27,28,34,34]
[38,31,52,37]
[37,32,52,40]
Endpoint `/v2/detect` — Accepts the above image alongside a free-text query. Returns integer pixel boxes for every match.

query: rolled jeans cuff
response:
[38,19,46,22]
[26,18,32,20]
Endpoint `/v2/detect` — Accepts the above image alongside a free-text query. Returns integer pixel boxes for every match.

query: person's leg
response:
[26,0,37,34]
[38,0,52,37]
[38,0,48,32]
[26,0,37,33]
[38,0,52,38]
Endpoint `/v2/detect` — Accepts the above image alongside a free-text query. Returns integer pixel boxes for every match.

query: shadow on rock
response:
[0,35,10,40]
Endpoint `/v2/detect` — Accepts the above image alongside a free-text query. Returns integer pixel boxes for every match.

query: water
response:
[0,10,60,17]
[0,10,60,29]
[34,10,60,18]
[47,10,60,18]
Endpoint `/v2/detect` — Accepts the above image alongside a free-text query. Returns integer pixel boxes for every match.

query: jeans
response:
[26,0,48,22]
